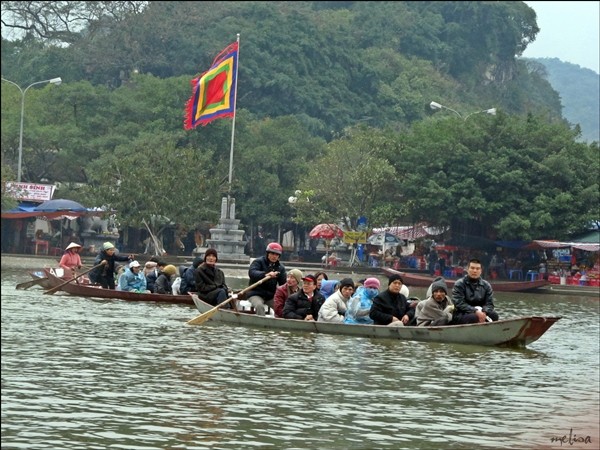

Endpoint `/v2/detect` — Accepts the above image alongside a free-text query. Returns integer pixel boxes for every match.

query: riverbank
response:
[0,252,413,276]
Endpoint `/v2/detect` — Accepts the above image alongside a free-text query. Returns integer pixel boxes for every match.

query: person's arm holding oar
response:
[43,262,105,295]
[187,275,272,325]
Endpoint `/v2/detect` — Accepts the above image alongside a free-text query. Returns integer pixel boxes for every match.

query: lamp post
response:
[288,190,302,259]
[1,77,62,182]
[429,101,496,121]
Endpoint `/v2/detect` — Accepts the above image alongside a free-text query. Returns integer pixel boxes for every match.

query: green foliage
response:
[1,1,596,243]
[294,127,398,230]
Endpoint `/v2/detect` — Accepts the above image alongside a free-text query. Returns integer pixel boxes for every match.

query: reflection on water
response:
[1,266,598,449]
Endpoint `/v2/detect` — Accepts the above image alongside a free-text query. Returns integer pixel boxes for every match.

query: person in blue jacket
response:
[344,277,380,325]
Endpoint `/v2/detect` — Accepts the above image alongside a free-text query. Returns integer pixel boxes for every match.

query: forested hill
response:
[526,58,599,143]
[1,1,564,137]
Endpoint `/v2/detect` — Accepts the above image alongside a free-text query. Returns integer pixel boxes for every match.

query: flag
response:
[184,42,239,130]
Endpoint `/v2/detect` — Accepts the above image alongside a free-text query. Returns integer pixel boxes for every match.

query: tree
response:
[397,111,599,240]
[294,126,398,230]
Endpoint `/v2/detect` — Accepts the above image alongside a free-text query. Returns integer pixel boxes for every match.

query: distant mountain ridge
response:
[527,57,599,143]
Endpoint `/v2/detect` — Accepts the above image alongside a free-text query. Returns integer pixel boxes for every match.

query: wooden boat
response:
[190,295,561,348]
[28,269,54,289]
[44,269,194,305]
[381,267,550,292]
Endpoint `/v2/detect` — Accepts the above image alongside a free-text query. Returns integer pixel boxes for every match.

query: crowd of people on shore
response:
[58,240,500,326]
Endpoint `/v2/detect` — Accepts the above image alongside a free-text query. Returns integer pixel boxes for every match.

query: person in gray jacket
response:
[416,278,454,326]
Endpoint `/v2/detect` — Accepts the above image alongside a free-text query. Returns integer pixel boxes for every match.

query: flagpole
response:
[227,33,240,201]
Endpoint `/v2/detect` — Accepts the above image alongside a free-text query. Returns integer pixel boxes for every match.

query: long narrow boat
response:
[381,267,550,292]
[44,270,194,305]
[190,295,561,348]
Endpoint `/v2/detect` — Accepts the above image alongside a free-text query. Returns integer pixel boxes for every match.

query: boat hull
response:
[381,267,550,292]
[44,270,194,305]
[190,295,560,348]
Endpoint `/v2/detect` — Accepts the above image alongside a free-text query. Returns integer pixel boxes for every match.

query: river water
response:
[1,258,599,449]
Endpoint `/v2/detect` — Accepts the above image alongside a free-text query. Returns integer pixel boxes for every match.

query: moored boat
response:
[189,295,561,348]
[44,269,194,305]
[381,267,550,292]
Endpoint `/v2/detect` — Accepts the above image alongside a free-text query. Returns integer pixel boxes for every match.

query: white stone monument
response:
[206,196,248,261]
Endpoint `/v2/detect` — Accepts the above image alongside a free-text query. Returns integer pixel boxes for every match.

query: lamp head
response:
[486,108,496,115]
[429,101,442,111]
[49,77,62,86]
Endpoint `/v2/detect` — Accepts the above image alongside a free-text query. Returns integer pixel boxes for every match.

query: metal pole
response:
[1,77,62,182]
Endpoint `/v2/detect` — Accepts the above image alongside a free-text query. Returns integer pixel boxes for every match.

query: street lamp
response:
[288,190,302,258]
[430,101,495,121]
[1,76,62,181]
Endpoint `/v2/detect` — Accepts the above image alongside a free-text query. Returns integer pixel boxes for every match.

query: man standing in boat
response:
[451,258,499,323]
[246,242,287,316]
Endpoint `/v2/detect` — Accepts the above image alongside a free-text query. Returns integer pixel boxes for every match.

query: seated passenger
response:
[155,264,178,294]
[319,279,340,299]
[283,274,326,321]
[179,255,203,295]
[370,274,414,326]
[117,260,149,292]
[318,278,355,323]
[273,269,303,318]
[452,258,499,323]
[344,277,380,325]
[416,278,454,326]
[146,259,166,293]
[195,249,229,306]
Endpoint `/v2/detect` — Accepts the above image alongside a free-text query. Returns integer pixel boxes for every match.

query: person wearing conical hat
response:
[59,242,83,276]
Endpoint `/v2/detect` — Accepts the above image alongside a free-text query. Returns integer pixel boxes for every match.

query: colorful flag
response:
[184,42,238,129]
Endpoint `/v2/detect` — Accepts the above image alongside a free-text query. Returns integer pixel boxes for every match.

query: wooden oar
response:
[43,262,104,295]
[187,274,272,326]
[16,277,48,290]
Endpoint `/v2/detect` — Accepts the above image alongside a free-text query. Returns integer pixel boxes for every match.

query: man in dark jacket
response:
[370,274,415,326]
[283,274,325,320]
[452,258,499,324]
[246,242,287,316]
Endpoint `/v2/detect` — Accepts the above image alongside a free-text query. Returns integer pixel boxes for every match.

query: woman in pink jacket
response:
[59,242,83,276]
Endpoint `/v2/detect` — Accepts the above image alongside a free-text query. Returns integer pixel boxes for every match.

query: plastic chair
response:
[526,271,539,281]
[509,270,522,280]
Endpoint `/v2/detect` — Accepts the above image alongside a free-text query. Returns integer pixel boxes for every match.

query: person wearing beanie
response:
[195,248,229,306]
[246,242,287,316]
[416,278,454,326]
[344,278,380,325]
[369,274,415,326]
[274,269,303,318]
[155,264,178,294]
[452,258,499,324]
[89,242,134,289]
[318,277,355,323]
[425,276,445,299]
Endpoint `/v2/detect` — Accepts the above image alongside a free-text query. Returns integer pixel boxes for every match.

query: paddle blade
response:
[16,277,48,290]
[187,307,219,326]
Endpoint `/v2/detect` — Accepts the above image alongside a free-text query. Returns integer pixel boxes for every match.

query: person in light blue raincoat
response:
[344,277,380,325]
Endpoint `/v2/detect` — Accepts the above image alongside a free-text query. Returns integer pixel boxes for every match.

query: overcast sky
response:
[522,1,599,73]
